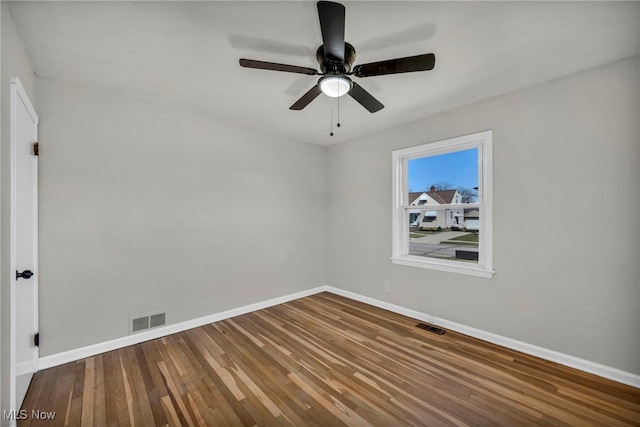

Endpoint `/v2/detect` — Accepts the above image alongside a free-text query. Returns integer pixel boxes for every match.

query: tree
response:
[457,187,477,203]
[429,181,455,191]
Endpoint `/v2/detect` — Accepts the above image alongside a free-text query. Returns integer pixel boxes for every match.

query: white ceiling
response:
[8,1,640,146]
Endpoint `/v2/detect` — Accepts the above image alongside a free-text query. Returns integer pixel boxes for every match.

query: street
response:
[409,230,478,260]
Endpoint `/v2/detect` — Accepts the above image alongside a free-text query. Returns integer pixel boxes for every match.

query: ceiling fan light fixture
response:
[319,75,352,97]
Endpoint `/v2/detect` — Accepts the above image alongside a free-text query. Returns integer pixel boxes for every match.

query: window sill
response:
[390,256,495,278]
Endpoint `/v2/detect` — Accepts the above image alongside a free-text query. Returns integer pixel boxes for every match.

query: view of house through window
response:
[407,148,479,263]
[391,130,493,277]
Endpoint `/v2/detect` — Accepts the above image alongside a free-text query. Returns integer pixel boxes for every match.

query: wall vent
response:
[131,317,149,333]
[149,313,166,328]
[131,312,166,334]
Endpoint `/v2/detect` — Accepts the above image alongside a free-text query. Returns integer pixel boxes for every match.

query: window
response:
[391,130,493,278]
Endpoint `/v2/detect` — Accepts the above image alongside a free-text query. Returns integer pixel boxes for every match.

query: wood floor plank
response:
[91,355,107,426]
[19,292,640,426]
[133,344,166,426]
[80,357,95,426]
[50,362,75,427]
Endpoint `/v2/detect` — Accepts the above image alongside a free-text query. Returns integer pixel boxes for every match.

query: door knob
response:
[16,270,34,280]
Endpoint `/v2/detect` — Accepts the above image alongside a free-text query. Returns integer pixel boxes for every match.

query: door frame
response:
[9,76,39,412]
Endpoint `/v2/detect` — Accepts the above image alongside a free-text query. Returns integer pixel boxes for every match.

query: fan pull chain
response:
[329,97,342,137]
[337,94,341,128]
[330,107,334,136]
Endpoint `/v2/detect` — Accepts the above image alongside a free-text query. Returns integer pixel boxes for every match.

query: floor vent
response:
[416,323,445,335]
[131,312,166,334]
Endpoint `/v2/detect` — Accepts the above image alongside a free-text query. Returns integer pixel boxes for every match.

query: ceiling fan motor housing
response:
[316,42,356,74]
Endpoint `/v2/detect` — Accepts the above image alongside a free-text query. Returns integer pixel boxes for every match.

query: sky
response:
[408,147,478,192]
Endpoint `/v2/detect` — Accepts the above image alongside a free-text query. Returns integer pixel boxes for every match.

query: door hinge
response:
[34,332,39,347]
[33,142,39,156]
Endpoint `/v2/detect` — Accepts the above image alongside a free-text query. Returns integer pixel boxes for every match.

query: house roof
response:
[408,192,425,205]
[409,189,458,205]
[427,189,457,204]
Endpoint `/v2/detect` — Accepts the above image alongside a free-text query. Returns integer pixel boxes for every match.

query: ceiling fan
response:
[239,1,436,113]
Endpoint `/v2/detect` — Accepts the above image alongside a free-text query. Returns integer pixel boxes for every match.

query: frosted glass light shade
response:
[320,76,352,97]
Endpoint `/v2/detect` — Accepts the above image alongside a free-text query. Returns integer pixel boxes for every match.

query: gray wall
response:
[327,56,640,374]
[1,3,36,414]
[36,77,326,356]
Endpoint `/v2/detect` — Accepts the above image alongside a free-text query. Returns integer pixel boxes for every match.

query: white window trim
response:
[391,130,494,278]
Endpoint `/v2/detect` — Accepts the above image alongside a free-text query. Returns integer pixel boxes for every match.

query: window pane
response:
[408,211,479,263]
[407,147,478,203]
[406,147,479,263]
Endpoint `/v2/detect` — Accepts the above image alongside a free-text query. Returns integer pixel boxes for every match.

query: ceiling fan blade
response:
[290,85,323,110]
[317,1,345,62]
[353,53,435,77]
[239,59,318,75]
[348,82,384,113]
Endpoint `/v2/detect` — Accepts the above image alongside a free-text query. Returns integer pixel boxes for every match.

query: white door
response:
[10,77,39,411]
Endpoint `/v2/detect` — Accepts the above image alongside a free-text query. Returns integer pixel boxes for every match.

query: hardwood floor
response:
[20,292,640,426]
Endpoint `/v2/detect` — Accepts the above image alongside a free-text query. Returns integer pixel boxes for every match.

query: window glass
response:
[407,148,479,264]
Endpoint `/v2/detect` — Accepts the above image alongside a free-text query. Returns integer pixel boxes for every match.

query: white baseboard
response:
[325,286,640,389]
[38,284,639,389]
[38,286,326,370]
